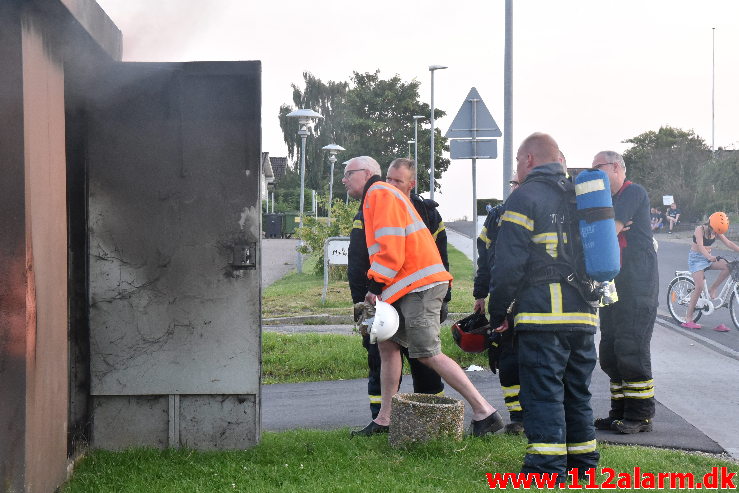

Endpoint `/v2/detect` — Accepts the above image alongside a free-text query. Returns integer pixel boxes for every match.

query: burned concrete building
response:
[1,1,263,491]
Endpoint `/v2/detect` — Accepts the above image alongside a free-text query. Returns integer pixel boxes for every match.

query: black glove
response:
[487,331,502,374]
[440,301,449,323]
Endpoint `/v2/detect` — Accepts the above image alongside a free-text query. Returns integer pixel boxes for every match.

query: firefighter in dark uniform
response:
[591,150,657,434]
[473,175,523,434]
[348,158,449,420]
[489,133,599,481]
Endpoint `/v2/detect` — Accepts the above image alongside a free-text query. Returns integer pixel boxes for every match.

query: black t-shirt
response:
[613,182,654,258]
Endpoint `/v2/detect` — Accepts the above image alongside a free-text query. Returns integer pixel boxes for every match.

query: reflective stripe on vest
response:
[381,263,448,301]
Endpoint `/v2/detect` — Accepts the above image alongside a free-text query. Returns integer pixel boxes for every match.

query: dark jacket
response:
[488,163,598,332]
[348,177,451,303]
[473,204,504,300]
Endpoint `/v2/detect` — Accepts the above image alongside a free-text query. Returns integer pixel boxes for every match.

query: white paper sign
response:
[663,195,674,206]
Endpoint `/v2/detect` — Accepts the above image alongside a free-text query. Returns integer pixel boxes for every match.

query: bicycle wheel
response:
[667,276,701,324]
[730,287,739,330]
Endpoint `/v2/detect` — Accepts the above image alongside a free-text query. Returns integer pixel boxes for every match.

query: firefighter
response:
[344,156,502,437]
[348,158,448,421]
[473,173,523,435]
[489,134,599,481]
[591,151,657,434]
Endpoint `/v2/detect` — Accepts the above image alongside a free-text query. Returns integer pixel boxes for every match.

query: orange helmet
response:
[709,212,729,235]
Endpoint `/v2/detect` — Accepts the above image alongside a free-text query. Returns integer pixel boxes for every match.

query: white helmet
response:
[369,300,400,343]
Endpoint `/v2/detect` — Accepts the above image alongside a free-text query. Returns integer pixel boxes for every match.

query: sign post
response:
[445,87,501,264]
[322,236,350,304]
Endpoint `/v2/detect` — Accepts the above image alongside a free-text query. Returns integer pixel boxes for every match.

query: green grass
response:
[263,245,477,319]
[62,430,738,493]
[263,328,489,385]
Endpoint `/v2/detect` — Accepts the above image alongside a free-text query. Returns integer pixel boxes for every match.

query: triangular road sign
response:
[445,87,502,139]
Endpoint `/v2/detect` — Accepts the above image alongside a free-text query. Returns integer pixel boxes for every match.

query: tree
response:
[278,71,449,199]
[622,126,711,220]
[694,150,739,216]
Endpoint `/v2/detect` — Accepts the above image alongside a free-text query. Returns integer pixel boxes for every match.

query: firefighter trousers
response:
[518,331,600,480]
[362,333,444,419]
[599,298,656,421]
[488,330,522,422]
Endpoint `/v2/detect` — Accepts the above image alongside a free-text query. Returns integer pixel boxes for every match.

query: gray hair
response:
[598,150,626,169]
[388,158,416,174]
[348,156,381,176]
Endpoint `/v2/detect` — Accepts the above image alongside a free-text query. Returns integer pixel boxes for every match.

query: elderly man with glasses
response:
[343,155,503,437]
[591,151,658,434]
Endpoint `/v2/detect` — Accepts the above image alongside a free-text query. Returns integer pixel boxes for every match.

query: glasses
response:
[593,162,616,170]
[343,168,368,179]
[509,181,520,188]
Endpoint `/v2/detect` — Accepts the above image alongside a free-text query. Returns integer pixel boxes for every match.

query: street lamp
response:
[429,65,447,201]
[413,115,425,194]
[286,108,323,273]
[321,143,345,224]
[407,140,415,159]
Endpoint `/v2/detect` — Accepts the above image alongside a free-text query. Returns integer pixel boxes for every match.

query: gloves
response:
[440,301,449,323]
[353,302,375,337]
[487,331,502,374]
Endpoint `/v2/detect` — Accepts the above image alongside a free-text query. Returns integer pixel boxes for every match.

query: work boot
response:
[504,421,525,435]
[471,411,504,437]
[594,416,620,430]
[350,420,389,438]
[612,418,653,434]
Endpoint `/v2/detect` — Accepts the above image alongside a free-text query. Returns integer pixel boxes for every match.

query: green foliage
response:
[694,150,739,216]
[295,196,359,275]
[278,70,450,200]
[622,126,711,220]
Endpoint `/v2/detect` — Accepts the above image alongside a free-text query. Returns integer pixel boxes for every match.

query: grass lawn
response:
[262,245,478,319]
[63,430,738,493]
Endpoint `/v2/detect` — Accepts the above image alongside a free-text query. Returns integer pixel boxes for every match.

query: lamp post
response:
[321,143,345,224]
[286,108,323,273]
[428,65,447,201]
[413,115,424,194]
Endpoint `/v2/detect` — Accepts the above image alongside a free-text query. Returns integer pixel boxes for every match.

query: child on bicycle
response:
[682,212,739,331]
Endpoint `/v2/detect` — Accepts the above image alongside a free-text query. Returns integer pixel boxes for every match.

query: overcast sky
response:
[96,0,739,220]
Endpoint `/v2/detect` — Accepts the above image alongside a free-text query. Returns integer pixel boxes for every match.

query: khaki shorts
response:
[391,283,447,358]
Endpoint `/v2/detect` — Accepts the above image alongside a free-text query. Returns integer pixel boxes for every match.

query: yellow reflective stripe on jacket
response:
[549,283,563,313]
[432,222,446,239]
[369,395,382,404]
[502,385,520,398]
[353,219,363,229]
[514,312,599,326]
[567,439,597,454]
[533,232,559,258]
[501,210,534,231]
[526,443,567,455]
[478,226,492,247]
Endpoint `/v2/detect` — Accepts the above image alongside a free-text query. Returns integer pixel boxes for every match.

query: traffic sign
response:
[450,139,498,160]
[445,87,501,139]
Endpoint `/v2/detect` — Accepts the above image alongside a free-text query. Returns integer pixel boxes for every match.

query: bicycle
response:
[666,257,739,329]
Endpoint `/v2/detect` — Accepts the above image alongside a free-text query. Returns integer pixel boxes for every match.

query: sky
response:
[96,0,739,220]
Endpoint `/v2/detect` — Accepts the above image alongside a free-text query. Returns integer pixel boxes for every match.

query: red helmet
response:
[451,313,490,353]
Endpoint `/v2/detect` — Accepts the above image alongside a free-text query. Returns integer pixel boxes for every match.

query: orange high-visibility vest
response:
[364,182,452,304]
